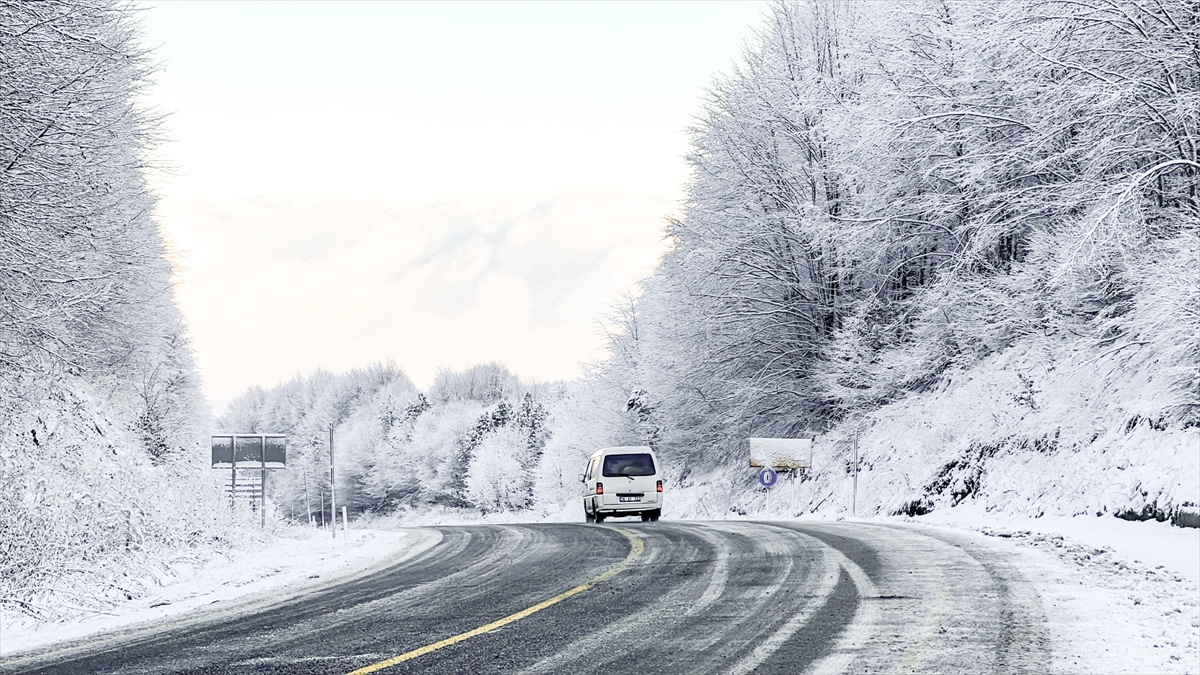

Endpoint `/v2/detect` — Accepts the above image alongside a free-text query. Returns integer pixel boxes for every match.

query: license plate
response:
[619,496,640,502]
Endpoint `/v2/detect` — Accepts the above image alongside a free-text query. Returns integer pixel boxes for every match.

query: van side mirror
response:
[577,473,586,484]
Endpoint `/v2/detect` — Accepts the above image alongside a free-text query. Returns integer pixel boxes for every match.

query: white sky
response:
[139,1,767,412]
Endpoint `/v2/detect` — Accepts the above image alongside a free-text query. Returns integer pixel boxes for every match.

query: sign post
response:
[749,438,813,520]
[260,439,265,529]
[758,467,778,518]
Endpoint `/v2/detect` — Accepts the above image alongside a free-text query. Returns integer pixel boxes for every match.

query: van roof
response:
[589,446,654,460]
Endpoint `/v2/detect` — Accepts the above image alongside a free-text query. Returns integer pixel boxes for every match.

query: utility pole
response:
[304,471,313,525]
[260,441,266,529]
[329,424,336,539]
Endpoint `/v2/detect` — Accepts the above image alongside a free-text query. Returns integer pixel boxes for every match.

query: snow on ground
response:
[921,507,1200,584]
[662,480,1199,673]
[0,527,429,658]
[910,510,1200,674]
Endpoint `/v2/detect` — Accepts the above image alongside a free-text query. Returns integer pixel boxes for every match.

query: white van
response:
[581,446,663,523]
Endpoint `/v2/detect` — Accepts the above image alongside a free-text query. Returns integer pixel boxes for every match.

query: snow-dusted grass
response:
[0,526,421,658]
[921,508,1200,585]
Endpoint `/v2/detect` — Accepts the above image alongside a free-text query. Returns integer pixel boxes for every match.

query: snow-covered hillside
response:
[748,333,1198,525]
[578,0,1199,531]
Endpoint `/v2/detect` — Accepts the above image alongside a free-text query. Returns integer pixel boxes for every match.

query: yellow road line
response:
[900,582,948,674]
[345,527,645,675]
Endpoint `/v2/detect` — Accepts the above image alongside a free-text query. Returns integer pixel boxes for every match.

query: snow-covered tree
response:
[0,0,223,620]
[595,0,1197,494]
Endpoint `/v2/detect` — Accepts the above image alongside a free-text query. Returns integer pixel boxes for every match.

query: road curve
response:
[4,521,1049,675]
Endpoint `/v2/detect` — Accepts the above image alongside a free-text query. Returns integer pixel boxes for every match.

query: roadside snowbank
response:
[0,527,418,658]
[921,508,1200,584]
[912,515,1200,675]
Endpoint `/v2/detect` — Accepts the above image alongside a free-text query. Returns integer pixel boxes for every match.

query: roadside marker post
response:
[329,424,336,539]
[851,429,859,518]
[304,472,313,526]
[342,506,349,540]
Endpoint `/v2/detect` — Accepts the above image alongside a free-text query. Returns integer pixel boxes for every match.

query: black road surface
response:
[3,521,1049,674]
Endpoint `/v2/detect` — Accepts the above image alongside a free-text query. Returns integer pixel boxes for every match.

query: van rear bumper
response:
[590,494,660,515]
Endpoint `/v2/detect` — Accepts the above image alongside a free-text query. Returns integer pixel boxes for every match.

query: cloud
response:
[158,191,674,411]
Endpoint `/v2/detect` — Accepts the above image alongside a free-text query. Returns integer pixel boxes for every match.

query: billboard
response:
[212,435,286,469]
[235,435,263,465]
[748,437,812,469]
[211,435,234,467]
[265,435,286,467]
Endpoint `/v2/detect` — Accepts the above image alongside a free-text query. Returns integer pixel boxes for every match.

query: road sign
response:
[758,467,778,488]
[212,434,287,529]
[749,437,812,470]
[212,434,287,469]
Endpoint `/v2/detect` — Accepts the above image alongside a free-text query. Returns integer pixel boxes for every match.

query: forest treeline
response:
[219,363,557,520]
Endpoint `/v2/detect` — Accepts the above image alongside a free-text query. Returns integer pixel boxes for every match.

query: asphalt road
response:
[5,521,1049,674]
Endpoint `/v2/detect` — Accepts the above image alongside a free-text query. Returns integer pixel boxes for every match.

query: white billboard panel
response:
[749,437,812,469]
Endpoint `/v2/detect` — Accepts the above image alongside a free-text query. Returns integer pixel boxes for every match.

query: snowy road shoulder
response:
[0,527,437,658]
[902,514,1199,674]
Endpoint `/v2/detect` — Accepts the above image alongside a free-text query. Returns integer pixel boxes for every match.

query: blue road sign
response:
[758,467,778,488]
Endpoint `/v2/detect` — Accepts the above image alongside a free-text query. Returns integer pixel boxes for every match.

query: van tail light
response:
[656,480,663,493]
[596,482,603,495]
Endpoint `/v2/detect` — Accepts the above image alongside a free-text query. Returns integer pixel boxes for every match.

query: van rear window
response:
[602,453,655,477]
